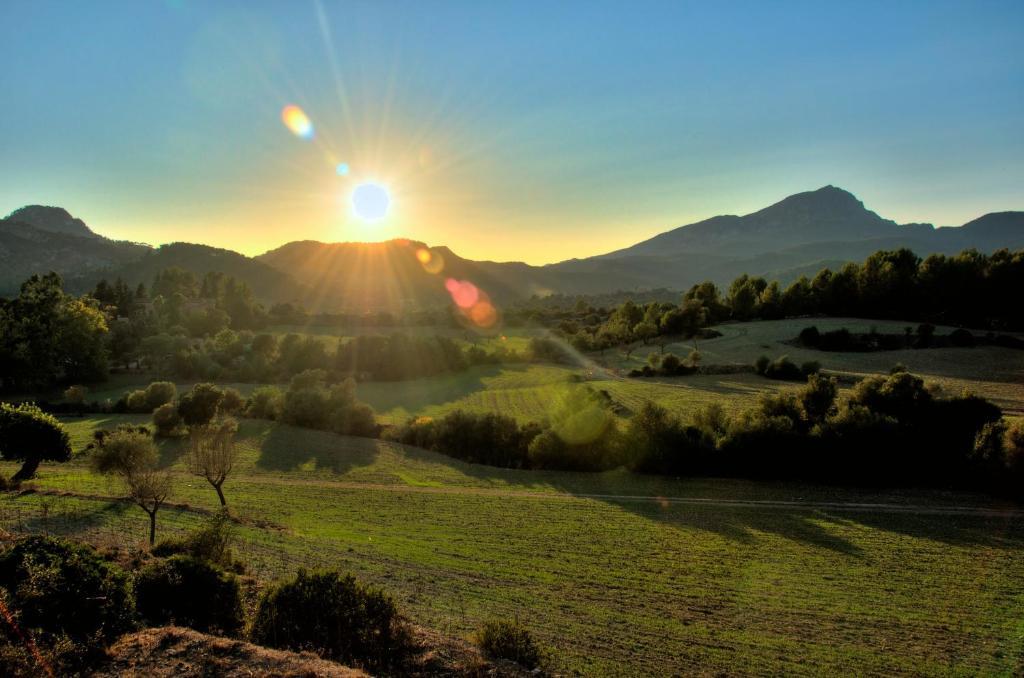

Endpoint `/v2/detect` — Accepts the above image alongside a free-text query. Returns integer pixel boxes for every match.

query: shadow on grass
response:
[356,364,526,416]
[255,423,379,474]
[3,496,133,538]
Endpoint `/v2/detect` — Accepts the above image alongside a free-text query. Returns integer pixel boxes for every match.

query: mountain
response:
[3,187,1021,307]
[6,205,99,238]
[0,208,149,295]
[95,242,307,303]
[257,239,531,312]
[536,186,1024,293]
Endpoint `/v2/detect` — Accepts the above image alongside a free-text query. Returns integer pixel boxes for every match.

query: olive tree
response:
[0,403,72,481]
[187,418,238,506]
[90,429,172,545]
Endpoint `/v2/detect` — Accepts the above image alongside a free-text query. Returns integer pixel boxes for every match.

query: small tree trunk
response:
[148,509,157,546]
[213,482,226,506]
[12,456,40,482]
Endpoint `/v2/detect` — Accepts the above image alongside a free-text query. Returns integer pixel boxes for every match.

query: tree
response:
[129,468,174,546]
[90,429,171,545]
[187,418,238,506]
[0,403,72,481]
[178,383,225,427]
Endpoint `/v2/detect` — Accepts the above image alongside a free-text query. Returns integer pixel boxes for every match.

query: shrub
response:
[0,536,135,651]
[152,509,240,570]
[625,402,713,475]
[152,402,183,437]
[250,570,414,674]
[143,381,177,410]
[660,353,681,374]
[219,387,245,415]
[800,360,821,377]
[178,383,225,427]
[135,555,243,635]
[949,328,976,347]
[754,355,770,375]
[763,356,803,381]
[245,386,284,420]
[797,325,820,346]
[64,384,87,405]
[126,389,149,413]
[474,618,545,670]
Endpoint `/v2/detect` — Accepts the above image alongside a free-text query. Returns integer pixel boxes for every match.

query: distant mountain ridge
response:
[6,205,99,238]
[2,187,1021,308]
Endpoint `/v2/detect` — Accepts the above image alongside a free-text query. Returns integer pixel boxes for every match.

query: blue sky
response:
[1,0,1021,262]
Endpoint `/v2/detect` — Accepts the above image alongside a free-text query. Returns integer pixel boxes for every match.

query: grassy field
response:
[602,318,1024,416]
[266,324,541,353]
[2,415,1023,676]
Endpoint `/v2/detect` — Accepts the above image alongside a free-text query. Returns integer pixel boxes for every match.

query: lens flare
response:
[281,104,313,139]
[445,278,479,309]
[445,278,501,331]
[351,182,391,221]
[470,300,498,328]
[336,162,349,176]
[416,247,444,274]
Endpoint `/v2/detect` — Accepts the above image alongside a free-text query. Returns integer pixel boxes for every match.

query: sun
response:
[351,182,391,222]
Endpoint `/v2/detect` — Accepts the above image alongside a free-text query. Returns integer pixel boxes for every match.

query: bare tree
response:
[127,467,173,545]
[187,418,238,506]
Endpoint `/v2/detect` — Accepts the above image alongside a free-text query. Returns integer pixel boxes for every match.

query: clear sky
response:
[1,0,1022,263]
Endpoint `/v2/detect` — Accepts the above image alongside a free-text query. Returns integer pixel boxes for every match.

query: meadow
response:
[602,318,1024,417]
[3,414,1022,676]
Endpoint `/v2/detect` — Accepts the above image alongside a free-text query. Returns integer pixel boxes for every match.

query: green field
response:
[602,318,1024,417]
[3,415,1023,676]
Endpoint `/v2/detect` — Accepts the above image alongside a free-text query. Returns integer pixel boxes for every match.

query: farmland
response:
[3,414,1023,676]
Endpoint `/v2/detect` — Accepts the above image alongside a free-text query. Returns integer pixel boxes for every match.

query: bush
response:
[126,389,148,413]
[152,402,183,437]
[245,386,284,420]
[800,360,821,377]
[754,355,770,375]
[64,384,87,405]
[625,402,713,475]
[178,383,225,427]
[144,381,177,410]
[797,325,820,346]
[763,356,803,381]
[390,411,539,468]
[135,555,243,635]
[219,387,245,415]
[152,509,240,570]
[949,328,976,347]
[0,536,135,653]
[250,570,414,674]
[474,618,546,670]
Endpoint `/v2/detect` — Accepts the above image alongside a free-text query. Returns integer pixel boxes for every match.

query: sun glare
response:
[351,182,391,221]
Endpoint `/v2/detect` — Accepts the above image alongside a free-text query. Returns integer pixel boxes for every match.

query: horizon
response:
[3,182,1013,265]
[2,1,1023,264]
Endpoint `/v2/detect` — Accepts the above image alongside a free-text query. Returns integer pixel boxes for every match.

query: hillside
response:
[0,207,149,295]
[89,242,307,303]
[256,239,532,312]
[539,186,1024,292]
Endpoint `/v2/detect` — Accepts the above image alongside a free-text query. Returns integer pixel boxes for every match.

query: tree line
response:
[546,247,1024,355]
[386,371,1024,495]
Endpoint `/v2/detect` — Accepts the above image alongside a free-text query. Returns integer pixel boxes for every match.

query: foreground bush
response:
[152,509,241,571]
[135,555,243,635]
[474,618,546,670]
[250,569,414,674]
[0,536,135,668]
